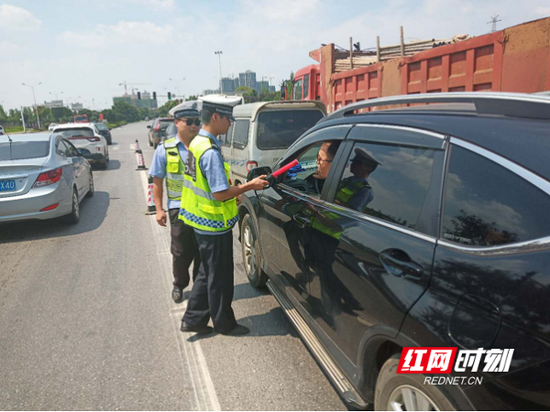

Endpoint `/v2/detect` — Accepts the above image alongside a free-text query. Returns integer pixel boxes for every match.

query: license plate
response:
[0,179,16,192]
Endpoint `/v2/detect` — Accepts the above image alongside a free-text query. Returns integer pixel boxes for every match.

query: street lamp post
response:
[214,51,223,93]
[22,82,42,129]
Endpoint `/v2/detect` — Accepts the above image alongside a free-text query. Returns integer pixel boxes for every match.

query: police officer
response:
[149,101,202,303]
[179,100,269,336]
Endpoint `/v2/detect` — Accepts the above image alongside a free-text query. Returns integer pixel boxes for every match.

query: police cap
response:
[353,147,381,167]
[201,100,235,121]
[169,101,202,119]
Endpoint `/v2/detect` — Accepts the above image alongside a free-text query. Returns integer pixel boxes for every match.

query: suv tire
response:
[86,171,94,198]
[375,354,456,411]
[241,214,268,288]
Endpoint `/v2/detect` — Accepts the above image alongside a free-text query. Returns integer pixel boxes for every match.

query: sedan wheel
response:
[86,171,94,198]
[63,190,80,224]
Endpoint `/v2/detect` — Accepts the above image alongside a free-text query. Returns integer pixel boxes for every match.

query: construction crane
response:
[118,81,148,96]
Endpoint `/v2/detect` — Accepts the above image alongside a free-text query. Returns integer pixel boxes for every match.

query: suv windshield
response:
[256,110,324,149]
[0,141,50,160]
[55,128,94,138]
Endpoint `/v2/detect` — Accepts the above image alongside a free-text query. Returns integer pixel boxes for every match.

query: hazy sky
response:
[1,0,549,111]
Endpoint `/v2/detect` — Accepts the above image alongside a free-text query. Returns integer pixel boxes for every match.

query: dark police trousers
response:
[182,230,237,333]
[169,208,201,289]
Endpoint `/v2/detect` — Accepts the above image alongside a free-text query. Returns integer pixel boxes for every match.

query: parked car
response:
[53,123,109,169]
[48,123,58,131]
[0,124,5,135]
[147,117,174,148]
[94,122,112,145]
[164,123,177,142]
[240,93,550,410]
[221,101,326,186]
[0,132,93,224]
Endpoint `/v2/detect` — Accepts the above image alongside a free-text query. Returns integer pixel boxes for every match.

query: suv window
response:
[293,79,303,100]
[442,145,550,246]
[335,142,437,231]
[256,110,324,150]
[55,128,94,138]
[303,74,310,99]
[282,140,342,197]
[232,120,250,149]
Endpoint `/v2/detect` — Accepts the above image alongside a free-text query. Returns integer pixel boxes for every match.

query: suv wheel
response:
[241,214,267,288]
[63,189,80,224]
[375,355,455,411]
[148,135,153,147]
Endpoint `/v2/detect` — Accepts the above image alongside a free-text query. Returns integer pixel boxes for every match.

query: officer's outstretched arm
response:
[212,176,269,202]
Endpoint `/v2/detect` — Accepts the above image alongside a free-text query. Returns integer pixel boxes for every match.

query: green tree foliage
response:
[113,101,140,122]
[235,86,258,103]
[185,95,198,101]
[158,100,180,117]
[138,107,149,120]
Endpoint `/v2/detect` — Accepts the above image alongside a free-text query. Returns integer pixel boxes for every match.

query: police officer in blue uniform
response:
[179,100,269,336]
[149,101,202,303]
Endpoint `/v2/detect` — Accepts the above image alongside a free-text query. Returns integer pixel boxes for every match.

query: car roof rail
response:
[328,92,550,121]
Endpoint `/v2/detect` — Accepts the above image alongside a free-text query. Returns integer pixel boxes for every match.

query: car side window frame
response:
[439,137,550,252]
[56,137,69,157]
[63,139,79,157]
[322,124,448,238]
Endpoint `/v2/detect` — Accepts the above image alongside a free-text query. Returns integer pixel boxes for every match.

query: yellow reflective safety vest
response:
[164,137,185,201]
[335,177,372,209]
[179,135,238,232]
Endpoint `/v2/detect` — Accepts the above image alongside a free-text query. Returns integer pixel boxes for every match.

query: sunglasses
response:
[179,118,201,126]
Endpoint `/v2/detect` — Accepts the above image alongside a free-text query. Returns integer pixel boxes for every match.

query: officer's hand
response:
[248,175,270,191]
[237,194,243,205]
[156,209,167,227]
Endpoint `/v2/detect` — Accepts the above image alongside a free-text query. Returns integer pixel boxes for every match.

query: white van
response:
[221,101,326,185]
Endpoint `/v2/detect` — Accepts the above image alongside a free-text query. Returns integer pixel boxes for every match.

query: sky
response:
[1,0,549,111]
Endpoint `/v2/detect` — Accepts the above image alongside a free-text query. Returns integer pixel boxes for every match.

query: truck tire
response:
[241,214,268,288]
[375,355,456,411]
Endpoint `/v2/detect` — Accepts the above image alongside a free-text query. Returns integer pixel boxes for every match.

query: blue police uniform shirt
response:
[193,129,232,236]
[149,139,189,210]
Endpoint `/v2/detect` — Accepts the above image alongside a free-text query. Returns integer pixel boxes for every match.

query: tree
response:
[51,107,74,122]
[101,109,117,123]
[235,86,257,103]
[113,101,140,122]
[138,107,149,120]
[185,95,198,101]
[158,100,180,117]
[0,105,7,123]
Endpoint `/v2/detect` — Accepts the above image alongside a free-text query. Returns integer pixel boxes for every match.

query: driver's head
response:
[315,141,340,180]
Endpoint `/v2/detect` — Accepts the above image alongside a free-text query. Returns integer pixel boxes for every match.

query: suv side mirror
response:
[147,125,151,129]
[247,166,272,183]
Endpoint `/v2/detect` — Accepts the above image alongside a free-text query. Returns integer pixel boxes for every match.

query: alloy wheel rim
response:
[243,226,254,273]
[387,385,439,411]
[74,192,79,218]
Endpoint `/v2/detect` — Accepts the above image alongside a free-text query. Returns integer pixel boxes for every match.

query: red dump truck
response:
[287,16,550,113]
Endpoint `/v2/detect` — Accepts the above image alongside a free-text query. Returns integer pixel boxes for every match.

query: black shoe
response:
[220,324,250,336]
[180,321,213,335]
[172,286,183,303]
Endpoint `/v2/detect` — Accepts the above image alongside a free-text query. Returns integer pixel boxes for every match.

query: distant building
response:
[239,70,257,90]
[255,80,271,95]
[113,94,157,109]
[44,100,65,109]
[221,77,238,93]
[71,103,84,111]
[202,89,220,96]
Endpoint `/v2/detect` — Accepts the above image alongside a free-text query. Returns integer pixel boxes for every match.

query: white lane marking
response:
[111,146,120,151]
[139,171,221,412]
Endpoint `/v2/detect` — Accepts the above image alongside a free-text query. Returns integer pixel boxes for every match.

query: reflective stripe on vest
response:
[178,135,238,232]
[164,137,185,201]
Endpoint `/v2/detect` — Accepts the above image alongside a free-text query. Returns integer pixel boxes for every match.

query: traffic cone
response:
[145,175,156,215]
[136,149,148,171]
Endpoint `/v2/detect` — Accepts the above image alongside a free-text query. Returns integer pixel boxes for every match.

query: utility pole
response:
[20,106,26,133]
[215,51,223,93]
[488,14,501,33]
[22,82,42,129]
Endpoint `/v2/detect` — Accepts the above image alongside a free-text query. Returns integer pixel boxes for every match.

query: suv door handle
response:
[293,213,311,228]
[380,249,423,278]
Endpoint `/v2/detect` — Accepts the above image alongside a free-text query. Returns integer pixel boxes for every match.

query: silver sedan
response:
[0,132,94,224]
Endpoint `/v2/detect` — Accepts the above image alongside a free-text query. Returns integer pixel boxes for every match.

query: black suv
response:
[94,122,112,145]
[239,93,550,410]
[147,117,174,148]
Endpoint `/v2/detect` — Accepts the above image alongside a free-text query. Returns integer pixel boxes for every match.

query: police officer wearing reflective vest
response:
[149,101,202,303]
[179,100,269,336]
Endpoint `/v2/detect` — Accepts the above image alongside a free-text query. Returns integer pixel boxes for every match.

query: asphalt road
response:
[0,121,347,411]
